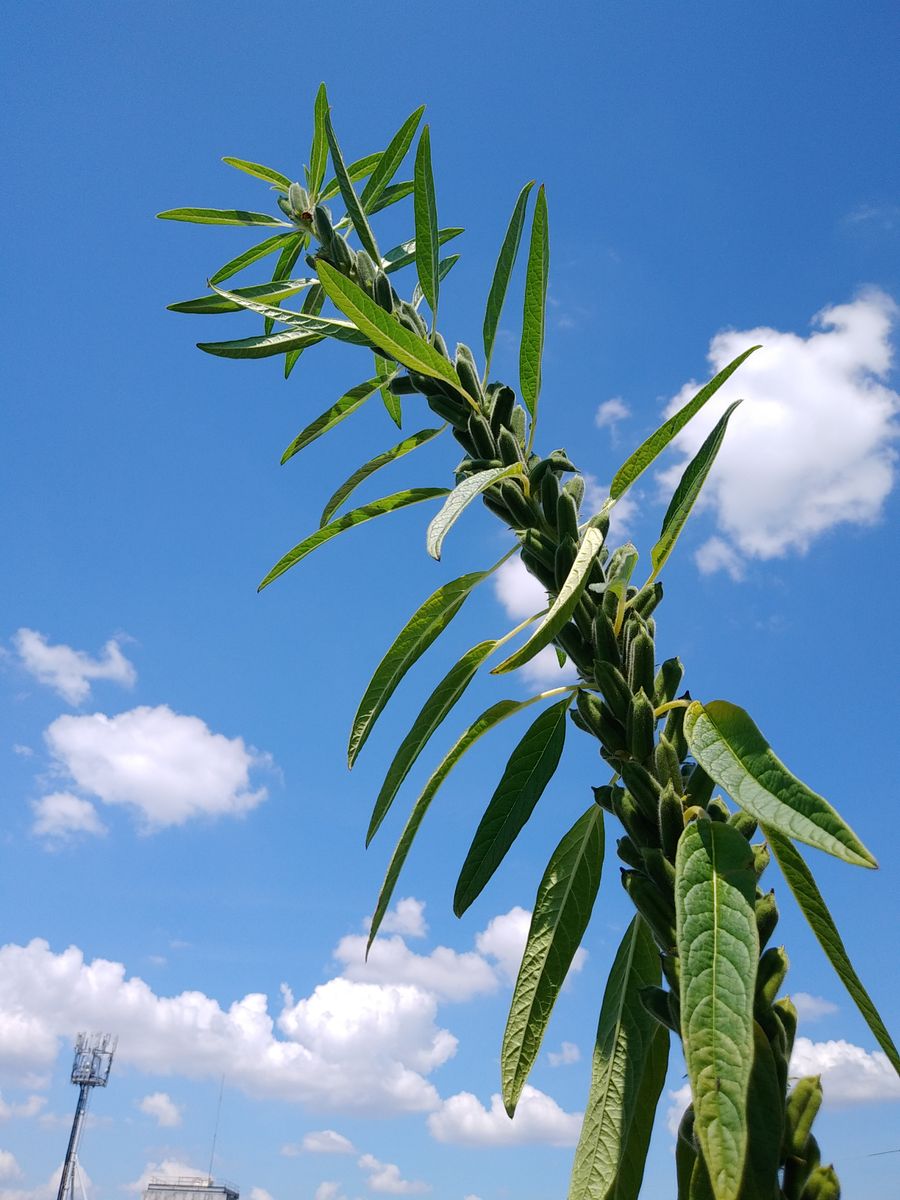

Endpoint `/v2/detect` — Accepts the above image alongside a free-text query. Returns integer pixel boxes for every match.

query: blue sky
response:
[2,2,899,1198]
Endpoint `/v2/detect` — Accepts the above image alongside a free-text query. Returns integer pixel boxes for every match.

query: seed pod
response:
[658,784,683,861]
[483,493,512,522]
[555,536,577,590]
[639,985,679,1033]
[773,996,798,1059]
[753,841,771,879]
[586,509,611,541]
[628,632,656,698]
[499,480,536,530]
[631,580,664,620]
[373,268,394,312]
[784,1076,823,1159]
[627,689,656,765]
[728,809,758,839]
[455,343,483,403]
[707,796,730,822]
[796,1164,838,1200]
[539,471,560,529]
[426,394,468,428]
[353,250,376,293]
[433,331,450,358]
[510,405,527,442]
[641,846,676,896]
[619,760,662,822]
[330,234,353,271]
[655,736,683,794]
[466,412,496,460]
[397,299,428,338]
[653,657,684,707]
[591,609,622,671]
[488,384,516,435]
[616,835,643,870]
[563,475,585,510]
[685,762,715,807]
[497,427,523,467]
[783,1133,821,1200]
[577,692,628,756]
[278,194,295,220]
[621,870,676,951]
[755,889,779,951]
[756,945,789,1008]
[593,783,620,812]
[451,427,479,457]
[612,790,659,848]
[522,529,555,570]
[663,701,689,761]
[556,490,580,543]
[594,661,632,722]
[519,550,556,591]
[555,622,591,670]
[389,374,418,396]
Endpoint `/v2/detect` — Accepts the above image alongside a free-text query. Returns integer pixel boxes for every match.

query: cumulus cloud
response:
[43,705,270,830]
[791,993,839,1022]
[0,1165,91,1200]
[358,1155,429,1195]
[13,630,136,705]
[377,898,428,940]
[428,1085,582,1147]
[547,1041,580,1067]
[658,290,899,573]
[137,1091,182,1127]
[0,1150,23,1181]
[790,1037,900,1105]
[314,1184,346,1200]
[30,793,107,844]
[249,1189,273,1200]
[127,1161,206,1194]
[491,562,576,687]
[294,1130,355,1155]
[0,1094,45,1120]
[334,935,497,1004]
[595,397,631,429]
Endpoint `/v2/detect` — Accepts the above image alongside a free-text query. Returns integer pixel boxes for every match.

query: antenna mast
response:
[57,1032,117,1200]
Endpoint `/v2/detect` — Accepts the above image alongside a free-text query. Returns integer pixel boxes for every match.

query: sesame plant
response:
[159,87,898,1200]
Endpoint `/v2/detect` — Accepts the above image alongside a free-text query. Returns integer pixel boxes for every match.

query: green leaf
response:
[157,207,290,227]
[368,639,497,845]
[285,281,325,378]
[519,184,549,425]
[413,126,439,320]
[205,282,370,345]
[348,570,489,767]
[209,232,296,286]
[258,488,447,592]
[483,181,535,378]
[308,83,329,197]
[316,261,475,402]
[320,426,445,527]
[368,693,557,952]
[198,329,323,360]
[221,157,293,190]
[361,105,425,211]
[649,401,742,580]
[610,346,760,500]
[685,700,877,868]
[568,917,666,1200]
[764,825,899,1072]
[323,100,381,263]
[320,151,383,202]
[367,180,414,214]
[455,698,569,916]
[413,254,460,309]
[502,804,605,1115]
[492,526,604,674]
[676,820,759,1200]
[374,352,402,427]
[426,466,521,561]
[264,235,308,335]
[168,278,313,314]
[381,227,464,274]
[280,374,396,464]
[741,1023,785,1200]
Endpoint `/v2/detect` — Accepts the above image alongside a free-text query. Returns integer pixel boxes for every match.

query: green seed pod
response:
[639,985,679,1033]
[797,1164,839,1200]
[556,490,580,542]
[659,784,684,861]
[555,622,592,671]
[655,736,684,794]
[627,632,656,698]
[756,945,789,1008]
[330,234,353,272]
[397,299,429,338]
[784,1076,823,1159]
[433,331,450,358]
[627,689,656,765]
[510,404,527,442]
[498,480,536,530]
[783,1133,822,1200]
[586,510,611,541]
[641,846,676,896]
[554,536,577,590]
[593,661,632,722]
[593,783,620,812]
[455,343,483,403]
[354,250,376,294]
[466,412,496,460]
[487,384,516,435]
[612,790,659,848]
[519,550,556,591]
[755,889,779,951]
[753,841,771,879]
[496,427,523,467]
[663,702,689,762]
[591,609,622,671]
[706,796,730,822]
[773,996,798,1059]
[728,809,758,840]
[619,760,662,822]
[621,870,676,951]
[577,693,628,756]
[563,475,585,510]
[313,203,334,244]
[540,471,560,529]
[631,580,664,619]
[373,268,394,312]
[653,657,685,707]
[616,835,643,870]
[389,374,418,396]
[685,762,715,807]
[483,493,513,523]
[426,394,468,428]
[521,529,555,570]
[278,194,295,220]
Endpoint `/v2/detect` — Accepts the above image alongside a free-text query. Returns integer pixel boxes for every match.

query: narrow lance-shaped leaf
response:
[280,374,396,464]
[204,282,370,345]
[366,179,414,215]
[426,466,522,561]
[492,526,604,674]
[222,157,293,189]
[610,346,760,500]
[483,180,535,378]
[764,825,899,1072]
[316,261,476,403]
[308,82,329,197]
[208,232,297,286]
[455,698,570,916]
[413,254,460,310]
[519,184,549,428]
[413,125,439,322]
[502,804,604,1113]
[168,278,314,314]
[685,700,877,868]
[198,328,322,361]
[368,691,569,952]
[285,281,325,379]
[374,352,401,428]
[381,227,463,275]
[649,401,742,581]
[264,234,308,335]
[361,105,425,211]
[676,820,759,1200]
[368,639,497,845]
[258,488,447,592]
[319,151,383,202]
[320,426,445,528]
[569,917,667,1200]
[323,98,381,263]
[348,569,492,767]
[157,207,290,227]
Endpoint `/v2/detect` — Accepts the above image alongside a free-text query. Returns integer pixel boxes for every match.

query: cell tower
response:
[56,1032,117,1200]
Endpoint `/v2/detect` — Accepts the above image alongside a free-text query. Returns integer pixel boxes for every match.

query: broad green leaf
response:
[483,180,535,378]
[258,488,447,592]
[764,825,899,1071]
[426,466,521,561]
[320,151,383,202]
[323,101,381,263]
[316,261,476,402]
[198,329,322,360]
[685,700,876,868]
[157,207,290,227]
[206,282,370,345]
[168,278,313,314]
[280,374,396,464]
[209,232,295,285]
[610,346,760,500]
[222,157,292,189]
[492,526,604,673]
[649,401,742,580]
[361,105,425,211]
[519,184,549,425]
[413,254,460,309]
[676,820,758,1200]
[308,82,329,197]
[374,352,401,427]
[348,570,489,767]
[455,698,569,916]
[367,639,497,845]
[285,282,325,378]
[369,693,561,952]
[502,804,605,1114]
[568,917,665,1200]
[367,179,414,214]
[320,427,444,527]
[381,227,464,274]
[413,126,439,320]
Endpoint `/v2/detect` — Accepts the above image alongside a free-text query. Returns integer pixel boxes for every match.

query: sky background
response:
[2,2,899,1199]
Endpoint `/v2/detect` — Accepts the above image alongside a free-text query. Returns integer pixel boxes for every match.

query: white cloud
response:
[44,705,270,830]
[666,1084,691,1136]
[494,559,548,622]
[250,1189,273,1200]
[297,1130,356,1155]
[694,536,745,581]
[0,1094,45,1121]
[127,1161,206,1194]
[658,290,900,572]
[335,935,497,1005]
[0,1165,91,1200]
[358,1154,429,1195]
[30,793,107,843]
[0,1150,23,1181]
[475,908,587,986]
[595,398,630,429]
[377,898,428,940]
[428,1085,582,1147]
[547,1041,580,1067]
[12,745,33,758]
[137,1091,182,1127]
[13,630,136,705]
[314,1184,346,1200]
[792,993,839,1022]
[790,1037,900,1105]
